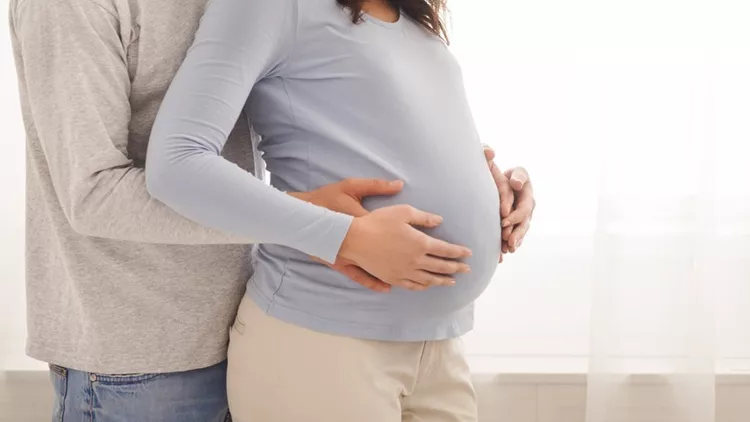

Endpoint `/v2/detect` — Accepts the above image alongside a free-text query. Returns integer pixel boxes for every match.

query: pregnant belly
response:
[361,168,502,317]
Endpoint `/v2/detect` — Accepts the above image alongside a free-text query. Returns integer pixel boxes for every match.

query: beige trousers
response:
[227,297,478,422]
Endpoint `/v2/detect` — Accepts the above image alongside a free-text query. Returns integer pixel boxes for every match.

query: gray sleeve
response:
[146,0,353,263]
[10,0,252,244]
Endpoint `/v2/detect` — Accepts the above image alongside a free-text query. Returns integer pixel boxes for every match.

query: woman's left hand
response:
[483,146,535,262]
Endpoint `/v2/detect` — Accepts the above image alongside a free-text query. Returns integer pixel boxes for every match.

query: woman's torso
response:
[246,0,501,341]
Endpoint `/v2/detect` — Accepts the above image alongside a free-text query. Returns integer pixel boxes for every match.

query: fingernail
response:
[433,215,444,224]
[502,220,511,227]
[390,180,403,187]
[514,239,521,249]
[446,279,456,286]
[461,265,471,273]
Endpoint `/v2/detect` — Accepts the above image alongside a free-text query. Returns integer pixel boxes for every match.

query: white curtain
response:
[452,1,750,421]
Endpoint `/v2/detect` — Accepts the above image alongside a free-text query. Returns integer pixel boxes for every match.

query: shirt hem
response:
[25,342,228,374]
[246,282,474,342]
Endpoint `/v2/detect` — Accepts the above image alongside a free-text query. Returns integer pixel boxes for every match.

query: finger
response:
[398,279,430,291]
[421,234,473,259]
[346,205,370,218]
[411,270,456,287]
[502,224,513,241]
[400,205,444,228]
[492,165,514,218]
[498,252,504,264]
[508,221,530,253]
[504,167,530,191]
[418,256,471,275]
[502,186,535,227]
[341,178,404,198]
[483,145,496,162]
[337,265,391,292]
[501,241,510,254]
[338,199,370,218]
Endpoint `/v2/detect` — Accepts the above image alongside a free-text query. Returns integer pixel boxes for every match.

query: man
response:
[8,0,535,420]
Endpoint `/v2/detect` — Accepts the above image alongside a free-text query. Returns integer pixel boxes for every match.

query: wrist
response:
[339,216,365,262]
[288,191,312,202]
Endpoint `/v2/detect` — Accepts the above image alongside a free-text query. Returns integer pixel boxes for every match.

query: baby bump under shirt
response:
[147,0,501,341]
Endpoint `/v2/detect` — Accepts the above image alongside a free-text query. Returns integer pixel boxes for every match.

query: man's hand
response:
[290,178,471,293]
[484,146,535,262]
[289,179,399,292]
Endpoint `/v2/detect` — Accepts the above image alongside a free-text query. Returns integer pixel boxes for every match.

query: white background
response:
[1,0,32,370]
[2,0,749,372]
[448,0,750,372]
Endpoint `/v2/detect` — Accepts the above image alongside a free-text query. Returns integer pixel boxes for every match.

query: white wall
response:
[0,3,41,371]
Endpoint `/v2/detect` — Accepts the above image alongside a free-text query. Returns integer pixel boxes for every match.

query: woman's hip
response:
[226,296,477,422]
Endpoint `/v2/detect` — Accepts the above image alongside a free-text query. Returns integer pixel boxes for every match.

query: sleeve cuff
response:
[308,210,354,264]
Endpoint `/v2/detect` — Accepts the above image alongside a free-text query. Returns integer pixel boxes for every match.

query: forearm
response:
[146,147,352,263]
[68,164,255,244]
[146,0,352,262]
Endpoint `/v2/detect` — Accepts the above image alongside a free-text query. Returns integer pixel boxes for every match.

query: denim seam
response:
[49,363,68,378]
[92,373,162,385]
[59,376,66,422]
[87,373,94,422]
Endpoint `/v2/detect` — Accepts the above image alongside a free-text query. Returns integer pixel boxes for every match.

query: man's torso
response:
[13,0,255,373]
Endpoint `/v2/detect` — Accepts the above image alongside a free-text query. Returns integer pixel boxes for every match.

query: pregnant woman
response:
[147,0,501,420]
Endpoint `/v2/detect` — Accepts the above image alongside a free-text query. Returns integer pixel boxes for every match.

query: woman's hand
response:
[339,205,472,291]
[290,178,471,293]
[483,146,535,262]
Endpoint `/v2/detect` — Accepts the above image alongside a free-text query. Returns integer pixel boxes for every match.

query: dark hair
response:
[337,0,449,43]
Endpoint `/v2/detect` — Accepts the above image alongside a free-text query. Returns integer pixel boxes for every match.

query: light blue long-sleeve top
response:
[147,0,501,341]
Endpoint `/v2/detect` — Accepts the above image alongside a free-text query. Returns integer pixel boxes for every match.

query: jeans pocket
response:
[48,364,68,422]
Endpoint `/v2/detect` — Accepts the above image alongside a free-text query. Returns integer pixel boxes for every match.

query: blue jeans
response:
[49,361,230,422]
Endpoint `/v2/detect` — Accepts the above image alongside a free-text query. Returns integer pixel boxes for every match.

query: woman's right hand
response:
[338,205,473,291]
